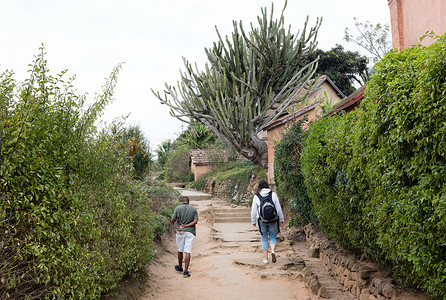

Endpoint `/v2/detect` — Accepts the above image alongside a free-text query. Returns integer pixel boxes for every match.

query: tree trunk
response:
[240,133,268,166]
[204,121,268,166]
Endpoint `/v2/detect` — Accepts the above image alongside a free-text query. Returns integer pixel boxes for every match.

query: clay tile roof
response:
[189,149,213,166]
[189,149,245,166]
[262,102,319,131]
[326,85,366,117]
[263,75,344,131]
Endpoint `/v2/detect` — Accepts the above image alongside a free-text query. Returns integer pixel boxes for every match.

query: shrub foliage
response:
[355,36,446,297]
[274,118,318,225]
[300,35,446,298]
[0,48,176,299]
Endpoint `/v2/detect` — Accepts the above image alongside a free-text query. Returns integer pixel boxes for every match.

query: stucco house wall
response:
[265,105,318,184]
[190,149,246,181]
[191,163,213,181]
[297,80,343,109]
[388,0,446,50]
[263,75,344,184]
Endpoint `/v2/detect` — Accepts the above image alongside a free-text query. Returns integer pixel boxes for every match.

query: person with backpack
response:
[251,180,284,264]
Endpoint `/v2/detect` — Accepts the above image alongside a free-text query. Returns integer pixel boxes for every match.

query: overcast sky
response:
[0,0,390,150]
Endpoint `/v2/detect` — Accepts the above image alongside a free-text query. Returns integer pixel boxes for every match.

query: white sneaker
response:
[263,259,268,264]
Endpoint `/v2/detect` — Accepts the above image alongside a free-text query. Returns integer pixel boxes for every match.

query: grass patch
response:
[191,161,267,204]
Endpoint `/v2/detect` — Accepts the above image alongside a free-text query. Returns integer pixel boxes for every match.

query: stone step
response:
[188,195,213,201]
[213,216,252,223]
[214,208,251,215]
[213,208,251,213]
[214,211,250,217]
[175,188,213,201]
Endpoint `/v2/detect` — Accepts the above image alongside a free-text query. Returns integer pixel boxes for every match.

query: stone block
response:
[347,279,355,291]
[303,267,313,278]
[382,283,399,298]
[346,257,357,270]
[357,278,369,288]
[318,286,328,298]
[359,267,372,280]
[293,273,304,281]
[359,293,371,300]
[351,271,360,281]
[371,278,382,288]
[342,276,350,287]
[352,286,361,297]
[306,275,321,293]
[308,247,320,258]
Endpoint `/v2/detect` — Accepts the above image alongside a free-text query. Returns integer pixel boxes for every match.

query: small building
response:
[189,149,214,181]
[189,149,246,181]
[262,75,345,184]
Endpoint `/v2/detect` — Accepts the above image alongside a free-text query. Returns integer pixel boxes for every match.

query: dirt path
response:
[142,196,315,300]
[105,190,426,300]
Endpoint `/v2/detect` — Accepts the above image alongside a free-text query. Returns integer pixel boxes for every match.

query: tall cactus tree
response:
[153,3,321,166]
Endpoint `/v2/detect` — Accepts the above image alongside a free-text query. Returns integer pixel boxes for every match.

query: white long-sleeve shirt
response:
[251,188,284,224]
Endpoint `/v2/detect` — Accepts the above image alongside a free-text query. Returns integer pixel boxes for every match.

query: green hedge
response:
[300,35,446,298]
[0,48,176,299]
[301,112,372,251]
[274,117,318,225]
[355,35,446,297]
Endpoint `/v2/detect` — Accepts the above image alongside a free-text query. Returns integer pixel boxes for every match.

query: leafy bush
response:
[214,161,257,202]
[301,112,370,251]
[118,124,152,180]
[353,35,446,297]
[145,180,180,237]
[300,35,446,298]
[164,146,191,182]
[0,48,167,299]
[274,117,318,225]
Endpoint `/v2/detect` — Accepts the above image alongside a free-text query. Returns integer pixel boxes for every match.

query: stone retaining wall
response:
[303,224,427,300]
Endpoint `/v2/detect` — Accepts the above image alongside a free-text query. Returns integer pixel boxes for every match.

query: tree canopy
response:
[344,18,392,63]
[153,2,321,166]
[307,44,368,96]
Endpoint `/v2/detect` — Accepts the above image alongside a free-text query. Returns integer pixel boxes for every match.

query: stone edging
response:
[303,224,419,300]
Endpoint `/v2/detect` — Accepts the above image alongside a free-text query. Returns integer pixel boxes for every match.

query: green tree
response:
[178,124,215,149]
[155,139,172,169]
[164,146,191,182]
[120,124,152,180]
[153,2,321,166]
[0,47,179,299]
[344,18,392,63]
[307,44,369,95]
[0,47,153,298]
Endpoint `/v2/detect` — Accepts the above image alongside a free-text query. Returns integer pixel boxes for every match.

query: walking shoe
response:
[183,271,191,278]
[174,265,183,273]
[271,252,276,263]
[262,259,268,264]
